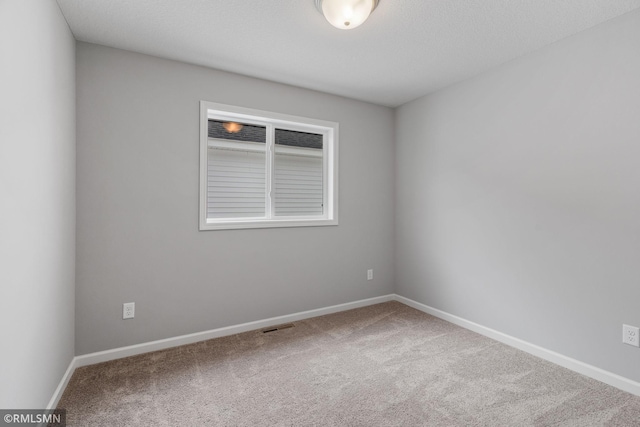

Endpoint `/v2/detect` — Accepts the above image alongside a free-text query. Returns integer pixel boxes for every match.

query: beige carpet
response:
[58,302,640,426]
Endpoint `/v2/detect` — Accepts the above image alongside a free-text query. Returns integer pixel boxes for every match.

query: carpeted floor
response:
[58,301,640,426]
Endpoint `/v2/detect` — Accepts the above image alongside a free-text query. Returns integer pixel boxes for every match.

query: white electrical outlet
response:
[123,302,135,319]
[367,269,373,281]
[622,324,639,347]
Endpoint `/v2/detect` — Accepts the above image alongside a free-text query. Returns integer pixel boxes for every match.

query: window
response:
[199,101,338,230]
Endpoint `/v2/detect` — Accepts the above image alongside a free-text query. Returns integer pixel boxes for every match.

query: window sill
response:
[199,218,339,231]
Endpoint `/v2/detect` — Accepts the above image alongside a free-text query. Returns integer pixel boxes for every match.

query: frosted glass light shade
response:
[318,0,378,30]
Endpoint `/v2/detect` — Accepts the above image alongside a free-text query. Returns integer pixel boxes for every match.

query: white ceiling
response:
[56,0,640,107]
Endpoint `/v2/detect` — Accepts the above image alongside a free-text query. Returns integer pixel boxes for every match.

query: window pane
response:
[274,129,323,217]
[207,120,266,219]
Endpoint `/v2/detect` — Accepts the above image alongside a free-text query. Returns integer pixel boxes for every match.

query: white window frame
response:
[199,101,339,231]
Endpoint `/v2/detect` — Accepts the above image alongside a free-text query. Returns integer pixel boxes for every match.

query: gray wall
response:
[0,0,76,408]
[75,43,395,355]
[396,9,640,381]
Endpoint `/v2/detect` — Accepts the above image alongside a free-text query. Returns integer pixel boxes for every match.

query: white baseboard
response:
[46,356,78,409]
[49,292,640,407]
[393,294,640,397]
[49,294,393,406]
[74,294,395,368]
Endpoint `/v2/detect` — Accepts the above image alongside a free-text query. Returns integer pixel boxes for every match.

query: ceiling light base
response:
[314,0,379,13]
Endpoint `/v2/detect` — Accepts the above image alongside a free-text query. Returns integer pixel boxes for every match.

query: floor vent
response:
[262,323,295,333]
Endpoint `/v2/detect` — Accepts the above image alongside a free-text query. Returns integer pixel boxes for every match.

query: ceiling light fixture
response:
[315,0,379,30]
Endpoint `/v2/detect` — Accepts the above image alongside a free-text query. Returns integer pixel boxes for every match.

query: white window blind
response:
[207,143,265,219]
[274,149,323,216]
